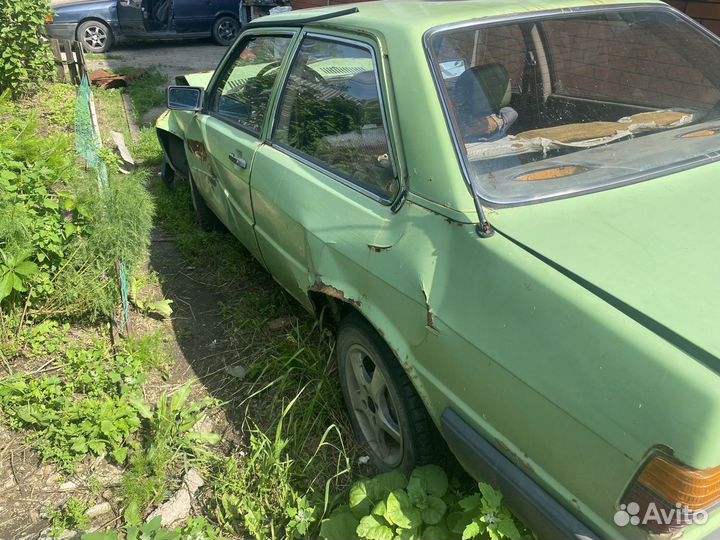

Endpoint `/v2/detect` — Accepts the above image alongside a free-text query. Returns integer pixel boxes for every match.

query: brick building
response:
[290,0,720,37]
[290,0,369,9]
[666,0,720,34]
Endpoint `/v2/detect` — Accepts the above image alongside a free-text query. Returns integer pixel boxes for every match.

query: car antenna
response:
[245,6,359,28]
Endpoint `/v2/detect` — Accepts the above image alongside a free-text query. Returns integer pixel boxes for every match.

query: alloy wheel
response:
[83,25,107,50]
[344,343,403,467]
[217,21,236,43]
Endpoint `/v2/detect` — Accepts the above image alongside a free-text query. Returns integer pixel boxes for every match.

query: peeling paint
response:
[310,279,362,309]
[368,243,393,252]
[421,288,436,330]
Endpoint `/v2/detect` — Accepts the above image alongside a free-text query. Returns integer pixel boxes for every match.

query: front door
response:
[183,32,295,261]
[117,0,147,35]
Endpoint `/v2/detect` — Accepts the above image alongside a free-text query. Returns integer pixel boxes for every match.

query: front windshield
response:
[429,8,720,205]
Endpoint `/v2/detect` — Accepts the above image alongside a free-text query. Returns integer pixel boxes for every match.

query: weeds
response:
[0,332,167,470]
[122,383,220,526]
[132,127,164,165]
[0,86,154,320]
[48,497,90,538]
[320,466,524,540]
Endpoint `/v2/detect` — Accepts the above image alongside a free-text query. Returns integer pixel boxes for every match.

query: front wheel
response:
[337,313,437,473]
[189,175,225,232]
[77,20,113,53]
[212,16,240,47]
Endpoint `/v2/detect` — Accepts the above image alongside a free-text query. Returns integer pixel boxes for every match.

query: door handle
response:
[228,153,247,169]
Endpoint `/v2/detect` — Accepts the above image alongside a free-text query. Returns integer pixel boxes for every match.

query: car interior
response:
[434,14,720,170]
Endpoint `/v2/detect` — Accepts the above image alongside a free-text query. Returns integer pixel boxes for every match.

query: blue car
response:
[45,0,243,53]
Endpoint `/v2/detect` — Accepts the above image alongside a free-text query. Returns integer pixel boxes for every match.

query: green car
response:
[156,1,720,537]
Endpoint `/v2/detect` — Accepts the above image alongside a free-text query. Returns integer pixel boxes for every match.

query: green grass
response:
[115,67,166,123]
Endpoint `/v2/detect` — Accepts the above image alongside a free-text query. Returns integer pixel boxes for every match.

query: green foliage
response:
[132,127,164,165]
[0,87,154,320]
[321,466,523,540]
[122,383,219,526]
[81,516,224,540]
[48,497,90,538]
[0,0,53,97]
[0,333,168,470]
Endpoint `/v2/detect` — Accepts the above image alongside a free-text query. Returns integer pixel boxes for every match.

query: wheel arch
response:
[308,282,436,419]
[156,127,189,178]
[213,11,240,23]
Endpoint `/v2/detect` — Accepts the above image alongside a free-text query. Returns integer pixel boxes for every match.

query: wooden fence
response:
[49,39,88,85]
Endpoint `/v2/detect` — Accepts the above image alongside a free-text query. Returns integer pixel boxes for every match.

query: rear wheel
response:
[77,20,113,53]
[337,313,437,473]
[189,175,224,232]
[212,16,240,46]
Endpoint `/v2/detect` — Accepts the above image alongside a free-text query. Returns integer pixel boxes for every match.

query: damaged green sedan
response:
[156,1,720,537]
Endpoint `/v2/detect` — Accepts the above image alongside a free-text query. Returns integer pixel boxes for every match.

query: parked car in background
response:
[45,0,242,53]
[157,1,720,538]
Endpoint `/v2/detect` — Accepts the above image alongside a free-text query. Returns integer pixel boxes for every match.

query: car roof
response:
[260,0,665,37]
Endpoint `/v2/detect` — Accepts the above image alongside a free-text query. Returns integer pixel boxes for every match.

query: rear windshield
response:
[429,8,720,205]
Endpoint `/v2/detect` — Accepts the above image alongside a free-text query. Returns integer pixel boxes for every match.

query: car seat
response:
[452,63,518,141]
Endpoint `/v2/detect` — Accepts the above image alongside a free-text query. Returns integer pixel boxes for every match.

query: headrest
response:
[454,63,511,116]
[346,70,377,101]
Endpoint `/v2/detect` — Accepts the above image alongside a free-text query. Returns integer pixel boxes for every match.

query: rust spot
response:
[310,279,361,309]
[421,289,436,330]
[187,139,208,161]
[495,437,535,474]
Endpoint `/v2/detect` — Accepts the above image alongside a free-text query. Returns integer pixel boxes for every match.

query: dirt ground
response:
[87,41,227,85]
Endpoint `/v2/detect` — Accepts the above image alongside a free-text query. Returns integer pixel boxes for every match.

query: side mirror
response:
[167,86,204,111]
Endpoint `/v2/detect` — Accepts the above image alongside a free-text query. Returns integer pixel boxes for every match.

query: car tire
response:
[337,313,437,474]
[189,175,224,232]
[77,20,113,53]
[212,16,240,47]
[161,158,176,189]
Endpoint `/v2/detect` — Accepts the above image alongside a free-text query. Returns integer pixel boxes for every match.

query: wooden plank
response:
[50,40,65,83]
[61,39,79,84]
[71,41,87,81]
[122,94,141,142]
[111,130,136,173]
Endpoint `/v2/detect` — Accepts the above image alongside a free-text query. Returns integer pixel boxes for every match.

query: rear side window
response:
[272,36,398,199]
[210,34,292,134]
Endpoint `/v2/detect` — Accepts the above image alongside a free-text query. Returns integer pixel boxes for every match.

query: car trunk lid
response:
[489,161,720,364]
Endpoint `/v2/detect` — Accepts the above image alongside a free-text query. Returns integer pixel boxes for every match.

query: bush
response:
[0,88,154,320]
[0,0,54,98]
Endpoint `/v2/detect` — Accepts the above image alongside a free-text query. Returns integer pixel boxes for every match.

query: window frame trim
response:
[423,2,720,209]
[203,28,299,139]
[267,30,401,206]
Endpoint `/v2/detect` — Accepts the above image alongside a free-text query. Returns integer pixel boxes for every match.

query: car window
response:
[272,36,398,199]
[209,34,292,134]
[429,9,720,205]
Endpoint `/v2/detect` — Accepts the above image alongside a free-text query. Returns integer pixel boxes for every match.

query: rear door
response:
[173,0,213,33]
[183,31,296,260]
[250,32,402,306]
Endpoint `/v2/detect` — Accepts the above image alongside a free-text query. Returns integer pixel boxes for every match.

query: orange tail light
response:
[622,454,720,533]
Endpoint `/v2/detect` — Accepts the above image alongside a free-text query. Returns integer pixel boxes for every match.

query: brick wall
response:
[543,17,720,108]
[666,0,720,35]
[290,0,370,9]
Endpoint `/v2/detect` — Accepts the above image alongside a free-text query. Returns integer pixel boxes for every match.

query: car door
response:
[183,31,295,261]
[116,0,147,36]
[250,32,402,308]
[173,0,212,33]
